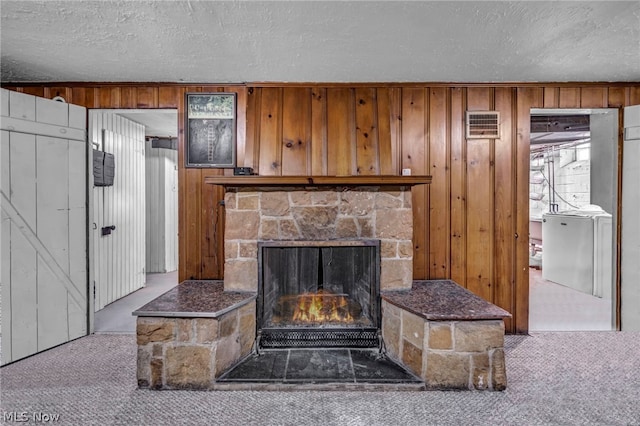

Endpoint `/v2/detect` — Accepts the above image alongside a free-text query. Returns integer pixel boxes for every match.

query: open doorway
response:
[528,108,618,331]
[90,109,178,333]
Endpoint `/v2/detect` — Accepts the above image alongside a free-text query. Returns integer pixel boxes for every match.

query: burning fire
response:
[291,290,354,323]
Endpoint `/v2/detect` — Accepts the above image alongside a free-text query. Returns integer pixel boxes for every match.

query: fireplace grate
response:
[258,328,379,349]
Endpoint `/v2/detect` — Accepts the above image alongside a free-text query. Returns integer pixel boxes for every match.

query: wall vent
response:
[466,111,500,139]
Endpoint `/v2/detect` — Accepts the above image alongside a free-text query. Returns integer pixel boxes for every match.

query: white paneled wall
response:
[145,140,178,273]
[90,111,146,311]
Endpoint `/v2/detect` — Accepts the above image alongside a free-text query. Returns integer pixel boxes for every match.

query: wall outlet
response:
[402,168,412,176]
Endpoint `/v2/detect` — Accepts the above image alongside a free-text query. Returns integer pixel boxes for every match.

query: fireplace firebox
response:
[257,240,381,348]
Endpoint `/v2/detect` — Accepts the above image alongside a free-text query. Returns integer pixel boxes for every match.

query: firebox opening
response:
[257,240,381,348]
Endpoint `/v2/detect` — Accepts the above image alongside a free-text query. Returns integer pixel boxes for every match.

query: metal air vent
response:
[466,111,500,139]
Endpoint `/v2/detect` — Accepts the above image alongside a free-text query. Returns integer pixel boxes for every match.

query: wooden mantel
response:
[203,175,432,187]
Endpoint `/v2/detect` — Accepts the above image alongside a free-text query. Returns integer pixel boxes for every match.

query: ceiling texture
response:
[1,1,639,84]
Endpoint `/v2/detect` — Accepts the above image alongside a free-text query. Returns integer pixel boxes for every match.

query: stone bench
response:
[381,280,511,391]
[133,281,255,390]
[134,279,510,391]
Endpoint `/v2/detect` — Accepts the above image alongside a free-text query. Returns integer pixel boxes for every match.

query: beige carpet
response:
[1,332,639,425]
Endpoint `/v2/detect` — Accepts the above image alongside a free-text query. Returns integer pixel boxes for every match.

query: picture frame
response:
[185,93,236,168]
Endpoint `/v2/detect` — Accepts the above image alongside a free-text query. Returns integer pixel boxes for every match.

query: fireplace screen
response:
[257,241,380,348]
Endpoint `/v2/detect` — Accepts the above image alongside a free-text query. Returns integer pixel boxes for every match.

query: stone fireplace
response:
[223,186,412,349]
[134,176,511,391]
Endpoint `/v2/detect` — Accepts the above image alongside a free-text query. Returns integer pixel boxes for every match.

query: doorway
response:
[528,108,618,331]
[89,109,178,331]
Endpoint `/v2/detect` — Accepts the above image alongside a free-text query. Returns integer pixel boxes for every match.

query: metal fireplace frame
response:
[257,240,381,349]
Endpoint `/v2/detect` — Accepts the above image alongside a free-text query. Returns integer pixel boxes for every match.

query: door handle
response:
[101,225,116,236]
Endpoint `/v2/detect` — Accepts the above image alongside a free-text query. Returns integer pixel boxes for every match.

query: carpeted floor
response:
[1,332,639,425]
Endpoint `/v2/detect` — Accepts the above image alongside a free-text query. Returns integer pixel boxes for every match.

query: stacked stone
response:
[223,186,414,292]
[381,300,507,391]
[136,301,255,390]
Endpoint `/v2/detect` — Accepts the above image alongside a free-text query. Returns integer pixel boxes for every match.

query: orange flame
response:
[292,291,354,323]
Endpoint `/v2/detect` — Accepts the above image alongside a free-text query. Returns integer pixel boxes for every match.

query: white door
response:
[621,105,640,331]
[90,111,146,310]
[1,89,88,365]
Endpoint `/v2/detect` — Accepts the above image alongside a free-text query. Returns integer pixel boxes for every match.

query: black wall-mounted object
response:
[150,137,178,150]
[101,225,116,236]
[233,167,255,175]
[93,149,115,187]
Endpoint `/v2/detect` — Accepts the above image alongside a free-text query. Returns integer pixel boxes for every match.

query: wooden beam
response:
[203,175,431,186]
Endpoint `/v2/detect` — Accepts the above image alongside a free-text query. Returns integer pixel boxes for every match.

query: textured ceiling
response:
[1,1,639,83]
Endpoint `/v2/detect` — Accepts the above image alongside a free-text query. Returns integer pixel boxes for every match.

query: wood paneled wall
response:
[4,83,639,333]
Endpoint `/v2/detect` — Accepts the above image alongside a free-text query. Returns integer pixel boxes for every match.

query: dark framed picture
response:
[185,93,236,168]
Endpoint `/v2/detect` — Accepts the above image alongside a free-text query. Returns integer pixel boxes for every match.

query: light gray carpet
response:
[1,332,639,426]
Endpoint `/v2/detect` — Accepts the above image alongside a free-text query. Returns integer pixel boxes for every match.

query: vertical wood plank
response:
[159,86,180,108]
[184,168,202,279]
[428,87,449,279]
[244,87,259,169]
[166,149,179,271]
[608,87,626,108]
[281,87,311,175]
[402,88,427,278]
[139,121,147,287]
[465,87,494,301]
[514,87,541,333]
[311,88,328,175]
[327,88,355,176]
[73,87,97,108]
[67,137,87,339]
[120,87,137,108]
[629,86,640,105]
[377,88,396,175]
[36,135,70,350]
[389,88,403,175]
[103,129,115,302]
[178,90,188,282]
[91,113,104,308]
[0,129,12,362]
[10,132,38,360]
[136,87,158,108]
[231,86,248,170]
[493,87,515,332]
[98,87,120,108]
[450,88,467,286]
[201,170,224,279]
[258,88,282,176]
[354,87,380,175]
[19,87,45,98]
[543,87,559,108]
[558,87,580,108]
[145,140,160,272]
[580,87,607,108]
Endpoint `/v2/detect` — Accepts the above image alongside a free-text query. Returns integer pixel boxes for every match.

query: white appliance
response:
[542,210,612,297]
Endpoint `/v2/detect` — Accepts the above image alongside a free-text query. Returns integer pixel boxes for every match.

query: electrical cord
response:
[536,163,581,210]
